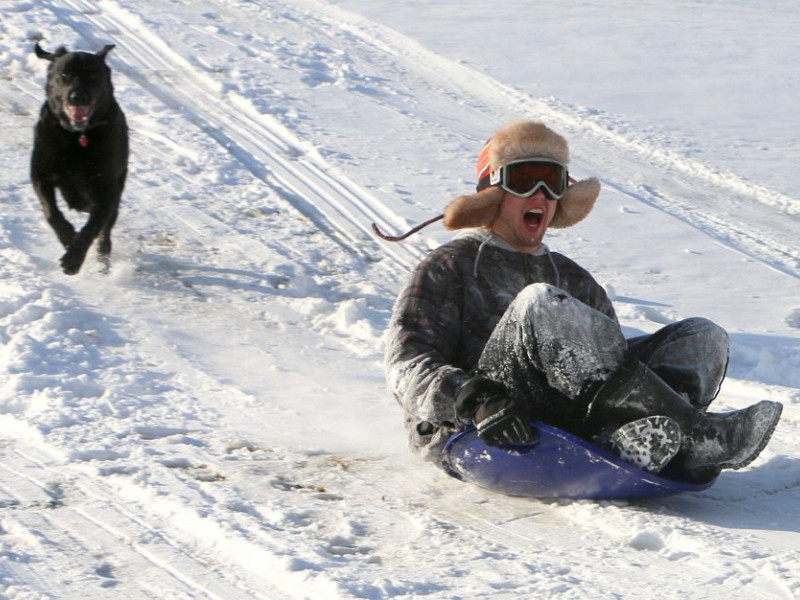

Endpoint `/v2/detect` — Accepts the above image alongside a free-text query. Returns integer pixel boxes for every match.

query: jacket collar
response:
[454,228,550,256]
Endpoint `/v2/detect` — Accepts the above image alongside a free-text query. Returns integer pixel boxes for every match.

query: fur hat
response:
[443,120,600,230]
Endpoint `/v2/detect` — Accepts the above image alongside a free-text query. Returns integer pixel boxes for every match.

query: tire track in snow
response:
[43,0,425,275]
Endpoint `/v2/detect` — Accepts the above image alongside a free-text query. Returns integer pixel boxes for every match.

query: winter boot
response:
[585,356,783,474]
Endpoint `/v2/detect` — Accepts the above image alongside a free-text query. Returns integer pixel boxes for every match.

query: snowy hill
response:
[1,1,799,598]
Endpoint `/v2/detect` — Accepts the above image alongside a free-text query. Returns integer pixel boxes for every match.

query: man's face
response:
[489,188,557,253]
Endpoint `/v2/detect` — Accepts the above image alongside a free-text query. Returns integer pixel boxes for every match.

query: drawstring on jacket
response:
[472,235,493,278]
[470,231,562,289]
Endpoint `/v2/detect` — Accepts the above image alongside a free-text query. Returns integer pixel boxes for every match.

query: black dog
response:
[31,43,129,275]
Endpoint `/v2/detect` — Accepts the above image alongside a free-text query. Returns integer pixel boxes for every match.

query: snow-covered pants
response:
[475,283,729,432]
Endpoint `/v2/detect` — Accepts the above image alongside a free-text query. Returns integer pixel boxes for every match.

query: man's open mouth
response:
[524,208,544,228]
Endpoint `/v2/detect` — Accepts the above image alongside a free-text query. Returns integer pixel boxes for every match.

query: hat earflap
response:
[443,186,504,230]
[549,177,601,229]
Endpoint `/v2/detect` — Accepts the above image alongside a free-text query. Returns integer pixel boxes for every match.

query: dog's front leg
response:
[60,205,111,275]
[33,180,76,249]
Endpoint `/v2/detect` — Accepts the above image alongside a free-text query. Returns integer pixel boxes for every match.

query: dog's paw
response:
[60,248,87,275]
[98,253,111,275]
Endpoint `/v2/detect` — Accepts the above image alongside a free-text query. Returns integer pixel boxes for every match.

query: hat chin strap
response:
[371,185,504,242]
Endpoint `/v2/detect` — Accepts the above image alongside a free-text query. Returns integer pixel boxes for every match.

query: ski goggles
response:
[489,158,569,200]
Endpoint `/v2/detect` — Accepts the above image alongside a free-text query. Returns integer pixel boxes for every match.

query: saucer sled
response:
[441,421,717,499]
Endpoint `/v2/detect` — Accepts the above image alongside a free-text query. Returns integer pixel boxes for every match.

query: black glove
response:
[455,377,534,446]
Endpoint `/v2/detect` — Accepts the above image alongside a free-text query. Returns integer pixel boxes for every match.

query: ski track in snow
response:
[1,0,800,598]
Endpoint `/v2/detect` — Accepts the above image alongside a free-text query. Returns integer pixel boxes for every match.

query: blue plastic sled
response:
[442,421,717,499]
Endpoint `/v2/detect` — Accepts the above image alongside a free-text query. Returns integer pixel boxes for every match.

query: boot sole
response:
[609,416,682,474]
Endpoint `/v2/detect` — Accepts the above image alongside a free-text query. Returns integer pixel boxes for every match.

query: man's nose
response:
[532,188,549,201]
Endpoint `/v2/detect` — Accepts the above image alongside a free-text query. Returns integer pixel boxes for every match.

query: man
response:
[384,119,782,477]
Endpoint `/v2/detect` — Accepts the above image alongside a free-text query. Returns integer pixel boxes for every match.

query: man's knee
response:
[681,317,729,360]
[511,283,625,360]
[513,283,571,315]
[686,317,728,342]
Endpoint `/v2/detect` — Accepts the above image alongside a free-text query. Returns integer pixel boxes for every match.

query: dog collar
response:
[79,134,89,147]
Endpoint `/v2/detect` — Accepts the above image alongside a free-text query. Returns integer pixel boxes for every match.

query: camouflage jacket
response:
[384,229,617,462]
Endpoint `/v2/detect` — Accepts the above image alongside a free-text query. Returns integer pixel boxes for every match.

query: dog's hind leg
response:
[33,180,76,249]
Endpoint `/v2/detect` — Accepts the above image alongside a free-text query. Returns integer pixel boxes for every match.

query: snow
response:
[1,0,799,598]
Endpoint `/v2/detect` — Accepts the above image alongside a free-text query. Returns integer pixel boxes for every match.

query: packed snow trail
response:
[1,0,799,599]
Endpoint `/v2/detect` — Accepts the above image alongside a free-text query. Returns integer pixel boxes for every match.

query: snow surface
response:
[1,0,799,598]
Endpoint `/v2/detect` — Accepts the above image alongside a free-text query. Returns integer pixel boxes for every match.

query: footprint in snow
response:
[160,458,226,482]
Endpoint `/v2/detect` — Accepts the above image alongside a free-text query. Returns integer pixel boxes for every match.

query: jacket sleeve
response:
[589,279,618,324]
[384,250,470,428]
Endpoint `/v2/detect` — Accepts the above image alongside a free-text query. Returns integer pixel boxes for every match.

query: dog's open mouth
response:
[63,101,94,129]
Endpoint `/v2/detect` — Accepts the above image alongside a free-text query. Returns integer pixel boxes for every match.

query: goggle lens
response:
[495,159,568,199]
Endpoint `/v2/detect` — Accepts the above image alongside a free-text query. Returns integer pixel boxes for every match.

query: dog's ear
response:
[34,44,69,60]
[96,45,116,60]
[34,43,55,61]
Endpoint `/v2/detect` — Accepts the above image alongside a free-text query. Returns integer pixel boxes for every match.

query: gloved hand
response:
[455,376,534,446]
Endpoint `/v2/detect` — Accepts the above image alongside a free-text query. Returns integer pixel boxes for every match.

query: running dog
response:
[31,43,129,275]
